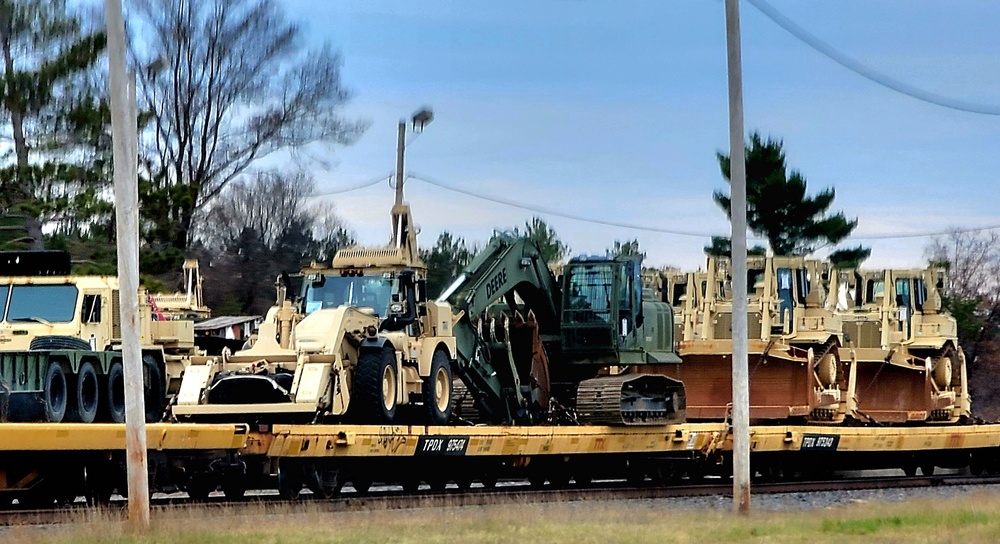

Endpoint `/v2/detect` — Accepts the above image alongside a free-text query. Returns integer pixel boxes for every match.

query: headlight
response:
[390,302,404,313]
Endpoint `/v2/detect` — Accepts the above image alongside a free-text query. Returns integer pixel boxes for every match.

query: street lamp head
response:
[411,107,433,132]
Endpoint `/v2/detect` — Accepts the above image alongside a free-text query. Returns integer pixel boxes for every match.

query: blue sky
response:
[278,0,1000,269]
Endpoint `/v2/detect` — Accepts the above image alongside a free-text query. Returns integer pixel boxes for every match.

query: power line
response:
[849,223,1000,240]
[310,171,393,197]
[408,171,1000,241]
[408,172,726,238]
[746,0,1000,116]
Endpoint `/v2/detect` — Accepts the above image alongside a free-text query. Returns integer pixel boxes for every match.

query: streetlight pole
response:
[394,119,406,211]
[391,108,433,248]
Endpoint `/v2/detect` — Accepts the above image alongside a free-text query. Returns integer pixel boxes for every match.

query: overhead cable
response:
[408,171,1000,241]
[408,172,725,238]
[310,171,394,197]
[746,0,1000,116]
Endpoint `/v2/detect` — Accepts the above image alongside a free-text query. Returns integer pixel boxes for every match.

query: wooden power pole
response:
[104,0,150,530]
[725,0,751,515]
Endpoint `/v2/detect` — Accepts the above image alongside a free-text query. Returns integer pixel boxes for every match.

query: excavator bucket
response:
[575,374,686,426]
[508,311,551,411]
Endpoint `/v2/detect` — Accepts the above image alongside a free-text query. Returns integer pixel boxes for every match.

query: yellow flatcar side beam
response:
[256,423,730,458]
[746,425,1000,453]
[0,423,248,451]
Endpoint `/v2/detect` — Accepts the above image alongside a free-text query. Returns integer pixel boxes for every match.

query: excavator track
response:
[574,374,685,426]
[451,380,485,424]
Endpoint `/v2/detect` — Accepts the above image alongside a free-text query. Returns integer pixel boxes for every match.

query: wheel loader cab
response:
[301,273,394,318]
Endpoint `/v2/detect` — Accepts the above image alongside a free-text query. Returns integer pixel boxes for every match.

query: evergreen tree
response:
[420,231,475,298]
[714,133,864,257]
[511,217,569,264]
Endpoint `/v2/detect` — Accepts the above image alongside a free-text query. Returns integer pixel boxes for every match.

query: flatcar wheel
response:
[970,453,986,476]
[186,478,216,500]
[902,464,917,477]
[17,492,55,509]
[920,464,935,476]
[401,476,421,492]
[625,460,646,486]
[222,470,248,500]
[480,470,499,489]
[277,461,305,500]
[351,474,373,494]
[426,474,448,492]
[454,475,473,490]
[305,465,342,499]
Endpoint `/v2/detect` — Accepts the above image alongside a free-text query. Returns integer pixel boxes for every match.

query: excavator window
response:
[0,285,7,320]
[564,264,613,324]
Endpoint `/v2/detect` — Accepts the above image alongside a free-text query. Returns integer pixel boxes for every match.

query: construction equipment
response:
[441,235,685,426]
[649,255,850,423]
[0,251,204,423]
[830,266,969,423]
[174,191,458,425]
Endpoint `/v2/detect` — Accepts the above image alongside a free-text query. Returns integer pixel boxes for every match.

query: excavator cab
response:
[560,256,643,359]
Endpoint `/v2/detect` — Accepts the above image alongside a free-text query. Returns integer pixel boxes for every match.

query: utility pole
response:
[391,119,406,247]
[104,0,150,530]
[725,0,751,515]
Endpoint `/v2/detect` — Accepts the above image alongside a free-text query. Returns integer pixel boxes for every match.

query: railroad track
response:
[4,474,1000,526]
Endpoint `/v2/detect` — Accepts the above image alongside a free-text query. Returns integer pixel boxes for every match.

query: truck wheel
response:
[43,362,68,422]
[102,361,126,423]
[66,361,99,423]
[142,355,164,423]
[423,350,453,425]
[354,348,397,423]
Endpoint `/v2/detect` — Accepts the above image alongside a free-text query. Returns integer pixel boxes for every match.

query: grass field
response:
[5,492,1000,544]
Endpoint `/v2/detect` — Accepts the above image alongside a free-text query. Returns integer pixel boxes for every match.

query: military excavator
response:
[440,234,685,426]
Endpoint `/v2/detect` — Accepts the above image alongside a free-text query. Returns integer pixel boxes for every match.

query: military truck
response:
[0,251,204,423]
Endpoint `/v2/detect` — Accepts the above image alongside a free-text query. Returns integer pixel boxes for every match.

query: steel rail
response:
[4,474,1000,527]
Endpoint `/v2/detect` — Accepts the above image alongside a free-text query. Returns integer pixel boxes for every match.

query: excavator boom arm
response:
[441,235,561,424]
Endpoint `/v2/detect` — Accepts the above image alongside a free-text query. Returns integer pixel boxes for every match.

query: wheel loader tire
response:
[102,361,126,423]
[353,347,397,423]
[43,362,68,423]
[66,361,99,423]
[423,350,453,425]
[30,335,92,351]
